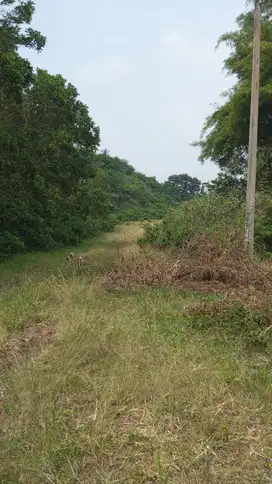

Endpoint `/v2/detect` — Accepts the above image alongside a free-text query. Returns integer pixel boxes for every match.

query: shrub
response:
[255,192,272,251]
[0,232,25,261]
[117,205,167,222]
[140,194,244,248]
[140,192,272,253]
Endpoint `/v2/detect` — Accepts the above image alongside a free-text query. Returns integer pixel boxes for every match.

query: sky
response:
[24,0,247,182]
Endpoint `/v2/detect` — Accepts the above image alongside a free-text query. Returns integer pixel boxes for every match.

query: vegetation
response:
[141,195,243,248]
[194,6,272,194]
[189,4,272,251]
[0,0,104,258]
[0,1,202,261]
[93,151,168,222]
[141,193,272,252]
[1,1,272,483]
[1,224,272,484]
[94,152,203,222]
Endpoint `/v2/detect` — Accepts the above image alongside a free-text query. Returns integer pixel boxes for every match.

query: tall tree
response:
[0,1,105,257]
[0,0,209,258]
[163,174,202,203]
[0,1,46,256]
[0,0,45,53]
[194,7,272,191]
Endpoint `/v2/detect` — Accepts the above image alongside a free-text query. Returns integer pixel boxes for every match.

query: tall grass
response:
[1,222,272,483]
[140,192,272,252]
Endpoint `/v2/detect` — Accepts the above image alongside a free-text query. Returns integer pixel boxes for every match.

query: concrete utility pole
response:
[245,0,261,256]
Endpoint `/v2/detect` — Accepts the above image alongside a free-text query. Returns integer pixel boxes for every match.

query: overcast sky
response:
[25,0,247,182]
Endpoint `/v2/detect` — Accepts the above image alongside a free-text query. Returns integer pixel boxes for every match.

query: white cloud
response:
[160,31,215,65]
[75,55,128,83]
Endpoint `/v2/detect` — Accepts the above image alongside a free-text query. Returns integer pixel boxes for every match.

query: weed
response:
[1,223,272,483]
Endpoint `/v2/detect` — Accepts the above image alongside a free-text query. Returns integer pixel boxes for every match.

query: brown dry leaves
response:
[103,232,272,302]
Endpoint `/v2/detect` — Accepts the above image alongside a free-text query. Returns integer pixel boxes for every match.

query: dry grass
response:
[1,224,272,483]
[104,231,272,300]
[104,222,144,244]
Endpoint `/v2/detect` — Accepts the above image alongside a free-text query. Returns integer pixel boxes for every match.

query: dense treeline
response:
[0,0,103,258]
[95,151,202,222]
[0,1,202,260]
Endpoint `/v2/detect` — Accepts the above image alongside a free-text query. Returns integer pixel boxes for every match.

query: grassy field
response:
[1,223,272,484]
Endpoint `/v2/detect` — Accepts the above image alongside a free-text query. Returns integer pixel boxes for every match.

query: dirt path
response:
[1,223,272,484]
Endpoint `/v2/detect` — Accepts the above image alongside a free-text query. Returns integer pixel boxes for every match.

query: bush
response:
[255,192,272,251]
[117,205,167,222]
[140,194,244,248]
[140,192,272,253]
[0,232,25,261]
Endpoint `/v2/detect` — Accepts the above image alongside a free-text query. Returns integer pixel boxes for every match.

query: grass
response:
[1,223,272,483]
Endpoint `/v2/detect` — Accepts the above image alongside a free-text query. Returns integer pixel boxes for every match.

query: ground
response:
[1,224,272,484]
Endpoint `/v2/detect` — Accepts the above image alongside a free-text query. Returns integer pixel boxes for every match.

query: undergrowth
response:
[1,222,272,483]
[140,192,272,252]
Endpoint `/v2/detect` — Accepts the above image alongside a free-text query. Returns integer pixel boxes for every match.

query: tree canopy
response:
[93,151,202,221]
[194,7,272,192]
[163,174,202,203]
[0,1,106,257]
[0,1,202,260]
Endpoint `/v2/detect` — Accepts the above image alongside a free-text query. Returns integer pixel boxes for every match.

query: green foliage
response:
[0,0,46,53]
[194,8,272,192]
[188,298,272,346]
[0,2,202,261]
[163,174,202,203]
[191,4,272,251]
[93,151,202,222]
[141,193,272,252]
[205,173,246,197]
[255,192,272,250]
[0,2,111,260]
[141,194,243,248]
[0,63,103,256]
[0,232,25,260]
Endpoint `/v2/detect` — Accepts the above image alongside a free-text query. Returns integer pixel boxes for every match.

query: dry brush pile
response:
[102,230,272,332]
[104,231,271,291]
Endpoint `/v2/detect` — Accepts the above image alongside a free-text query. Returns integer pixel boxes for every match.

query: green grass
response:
[0,235,107,286]
[1,224,272,483]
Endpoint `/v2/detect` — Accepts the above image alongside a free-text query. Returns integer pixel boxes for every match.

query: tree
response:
[0,0,46,257]
[206,173,246,197]
[0,1,108,257]
[194,8,272,190]
[92,151,170,221]
[1,66,103,252]
[0,0,45,53]
[250,0,272,16]
[0,1,208,259]
[163,174,202,203]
